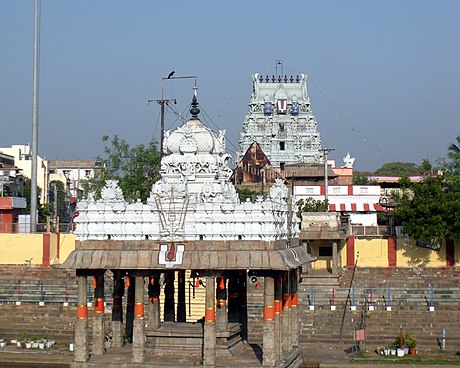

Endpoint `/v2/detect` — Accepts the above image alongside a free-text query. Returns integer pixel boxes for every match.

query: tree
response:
[438,135,460,192]
[82,135,161,202]
[22,177,50,223]
[375,162,421,176]
[352,171,378,185]
[392,176,460,247]
[49,180,70,222]
[296,197,329,217]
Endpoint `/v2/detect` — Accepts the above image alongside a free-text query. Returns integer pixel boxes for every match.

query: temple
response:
[62,93,312,367]
[236,73,323,171]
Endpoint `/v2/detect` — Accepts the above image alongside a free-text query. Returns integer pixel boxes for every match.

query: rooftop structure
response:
[236,73,323,170]
[63,93,311,367]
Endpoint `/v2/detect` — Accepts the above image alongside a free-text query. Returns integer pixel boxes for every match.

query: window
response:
[319,246,333,257]
[280,141,285,151]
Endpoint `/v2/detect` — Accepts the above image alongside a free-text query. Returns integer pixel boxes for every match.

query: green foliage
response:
[393,332,417,349]
[235,186,262,202]
[296,197,328,217]
[49,180,70,222]
[22,177,49,223]
[81,135,160,202]
[375,162,421,176]
[352,171,377,185]
[393,176,460,245]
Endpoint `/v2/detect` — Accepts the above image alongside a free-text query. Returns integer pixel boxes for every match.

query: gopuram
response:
[62,94,313,367]
[236,73,323,171]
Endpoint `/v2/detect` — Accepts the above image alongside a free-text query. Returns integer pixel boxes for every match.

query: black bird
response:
[167,71,175,79]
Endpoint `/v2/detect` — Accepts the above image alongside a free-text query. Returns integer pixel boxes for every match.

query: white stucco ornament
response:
[75,94,298,242]
[342,153,355,168]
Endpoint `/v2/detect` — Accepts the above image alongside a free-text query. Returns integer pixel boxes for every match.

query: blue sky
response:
[1,1,459,171]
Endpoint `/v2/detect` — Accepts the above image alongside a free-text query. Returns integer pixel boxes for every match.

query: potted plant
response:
[406,335,417,355]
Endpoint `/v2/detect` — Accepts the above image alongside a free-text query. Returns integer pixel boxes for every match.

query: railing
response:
[350,225,392,237]
[301,285,460,310]
[0,222,74,234]
[0,282,79,305]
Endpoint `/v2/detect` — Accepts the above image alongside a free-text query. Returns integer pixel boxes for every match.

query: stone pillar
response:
[332,241,339,276]
[263,274,275,367]
[227,273,240,323]
[92,272,105,355]
[216,276,228,331]
[125,276,135,342]
[148,273,161,329]
[74,274,89,363]
[132,275,145,364]
[203,276,216,367]
[112,272,124,348]
[238,271,248,341]
[177,270,186,322]
[281,271,291,355]
[164,271,175,321]
[274,273,282,362]
[290,269,299,348]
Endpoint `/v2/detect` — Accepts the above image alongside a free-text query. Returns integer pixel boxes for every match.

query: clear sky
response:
[1,1,459,172]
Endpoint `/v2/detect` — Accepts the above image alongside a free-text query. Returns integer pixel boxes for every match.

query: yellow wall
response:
[0,233,76,265]
[396,238,447,268]
[58,233,76,264]
[0,234,44,265]
[337,237,460,268]
[354,238,389,267]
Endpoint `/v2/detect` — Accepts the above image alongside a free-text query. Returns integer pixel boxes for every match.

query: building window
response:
[85,170,92,176]
[319,246,333,257]
[280,141,285,151]
[280,162,285,171]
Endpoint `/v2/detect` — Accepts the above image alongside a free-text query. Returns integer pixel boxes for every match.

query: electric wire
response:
[285,66,395,162]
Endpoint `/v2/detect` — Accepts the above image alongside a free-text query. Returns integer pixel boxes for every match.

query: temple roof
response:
[60,245,314,271]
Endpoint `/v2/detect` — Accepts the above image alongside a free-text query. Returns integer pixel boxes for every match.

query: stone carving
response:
[342,152,355,168]
[75,94,297,242]
[100,180,124,202]
[236,72,323,168]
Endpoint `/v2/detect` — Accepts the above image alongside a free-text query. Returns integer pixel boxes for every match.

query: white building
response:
[0,144,48,203]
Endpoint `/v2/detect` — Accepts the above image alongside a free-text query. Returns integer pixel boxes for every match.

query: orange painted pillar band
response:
[264,306,275,321]
[291,294,298,308]
[274,300,282,315]
[282,294,291,308]
[77,305,88,319]
[216,299,227,307]
[134,302,144,317]
[94,298,104,313]
[205,307,215,322]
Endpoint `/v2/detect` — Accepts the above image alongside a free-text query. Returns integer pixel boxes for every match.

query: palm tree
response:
[448,135,460,161]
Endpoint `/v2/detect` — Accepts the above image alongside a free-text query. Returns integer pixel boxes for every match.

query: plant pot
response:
[390,349,396,355]
[25,342,32,349]
[409,348,417,355]
[32,342,39,348]
[403,347,409,354]
[0,341,6,348]
[38,342,45,349]
[397,348,405,357]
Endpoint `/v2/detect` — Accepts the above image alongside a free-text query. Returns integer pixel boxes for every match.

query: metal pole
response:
[321,148,334,211]
[30,0,40,233]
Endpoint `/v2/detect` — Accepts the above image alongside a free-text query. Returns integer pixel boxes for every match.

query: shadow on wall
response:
[399,238,446,267]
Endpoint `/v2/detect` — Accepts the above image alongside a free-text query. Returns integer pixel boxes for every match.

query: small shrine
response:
[62,93,312,367]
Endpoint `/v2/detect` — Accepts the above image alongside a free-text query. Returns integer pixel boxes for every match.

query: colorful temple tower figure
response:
[62,92,312,367]
[236,72,323,172]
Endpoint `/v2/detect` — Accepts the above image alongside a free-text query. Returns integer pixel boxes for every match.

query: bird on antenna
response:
[167,71,175,79]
